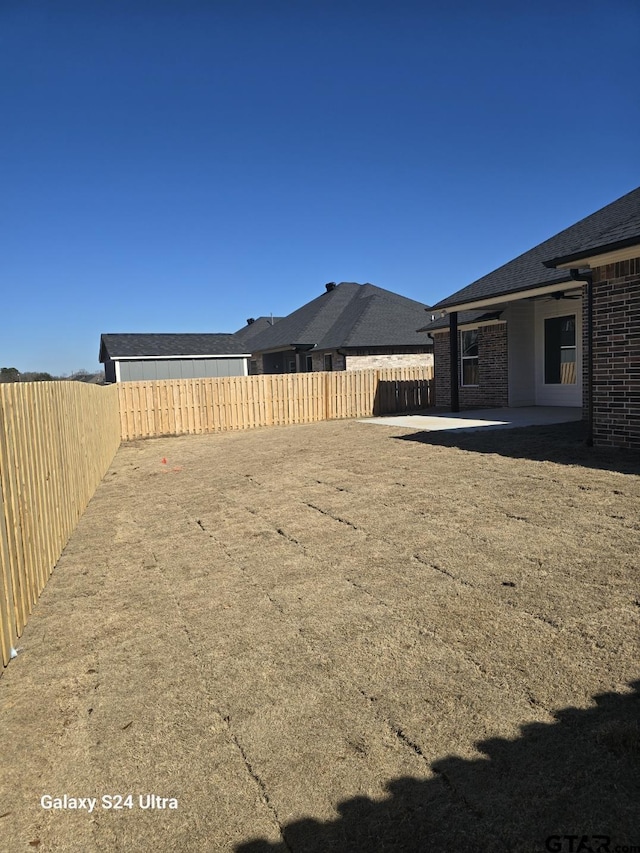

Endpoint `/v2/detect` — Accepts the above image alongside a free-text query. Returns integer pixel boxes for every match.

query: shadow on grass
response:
[236,682,640,853]
[393,421,640,475]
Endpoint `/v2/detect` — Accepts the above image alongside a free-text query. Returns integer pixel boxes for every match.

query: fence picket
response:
[0,383,120,667]
[116,368,433,440]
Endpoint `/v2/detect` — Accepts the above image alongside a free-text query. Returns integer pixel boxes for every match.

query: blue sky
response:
[1,0,638,375]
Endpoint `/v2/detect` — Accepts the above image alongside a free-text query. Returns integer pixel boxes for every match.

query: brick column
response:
[433,323,508,410]
[590,257,640,449]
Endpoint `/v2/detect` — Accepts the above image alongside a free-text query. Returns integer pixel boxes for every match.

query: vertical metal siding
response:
[117,358,246,381]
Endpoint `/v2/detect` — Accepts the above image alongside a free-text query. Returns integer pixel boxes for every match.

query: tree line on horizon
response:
[0,367,105,384]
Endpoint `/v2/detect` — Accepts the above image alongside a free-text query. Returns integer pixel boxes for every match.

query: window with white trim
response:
[460,329,479,386]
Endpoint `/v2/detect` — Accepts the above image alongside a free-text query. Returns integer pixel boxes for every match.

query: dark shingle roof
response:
[543,193,640,266]
[99,333,248,361]
[433,186,640,310]
[247,283,431,352]
[233,316,283,347]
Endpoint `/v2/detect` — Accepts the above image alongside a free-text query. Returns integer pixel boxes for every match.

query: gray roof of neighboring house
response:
[247,282,432,352]
[433,186,640,311]
[99,333,249,362]
[233,316,283,347]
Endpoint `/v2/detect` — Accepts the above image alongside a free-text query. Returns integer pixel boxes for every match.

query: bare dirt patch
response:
[1,419,638,852]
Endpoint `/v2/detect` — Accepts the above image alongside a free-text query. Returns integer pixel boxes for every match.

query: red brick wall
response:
[433,323,508,409]
[590,257,640,449]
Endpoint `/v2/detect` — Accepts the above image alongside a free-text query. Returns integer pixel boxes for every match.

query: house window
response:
[249,360,258,375]
[324,353,333,371]
[460,330,479,386]
[305,355,313,372]
[544,315,576,384]
[288,359,297,373]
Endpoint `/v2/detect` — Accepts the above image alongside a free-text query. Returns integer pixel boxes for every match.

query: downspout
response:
[569,269,594,447]
[449,312,459,412]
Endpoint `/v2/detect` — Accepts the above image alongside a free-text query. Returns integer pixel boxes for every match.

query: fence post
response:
[324,371,330,422]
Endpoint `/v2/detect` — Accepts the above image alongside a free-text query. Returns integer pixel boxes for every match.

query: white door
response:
[534,298,582,407]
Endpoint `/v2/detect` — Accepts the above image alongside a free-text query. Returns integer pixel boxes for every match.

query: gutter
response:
[569,268,594,447]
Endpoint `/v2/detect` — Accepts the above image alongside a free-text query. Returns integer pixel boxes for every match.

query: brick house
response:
[246,282,433,375]
[423,186,640,449]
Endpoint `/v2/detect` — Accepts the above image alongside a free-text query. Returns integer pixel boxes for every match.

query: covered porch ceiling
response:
[434,282,584,319]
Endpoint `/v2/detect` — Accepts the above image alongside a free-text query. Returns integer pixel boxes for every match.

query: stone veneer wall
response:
[252,349,435,374]
[345,352,434,371]
[433,323,508,409]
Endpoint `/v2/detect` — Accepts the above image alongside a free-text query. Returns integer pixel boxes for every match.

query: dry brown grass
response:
[1,419,638,852]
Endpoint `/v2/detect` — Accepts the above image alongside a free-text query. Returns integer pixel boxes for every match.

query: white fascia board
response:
[554,243,640,270]
[112,354,251,360]
[439,281,578,313]
[429,318,507,335]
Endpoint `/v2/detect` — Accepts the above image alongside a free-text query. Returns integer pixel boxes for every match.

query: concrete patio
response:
[359,406,583,432]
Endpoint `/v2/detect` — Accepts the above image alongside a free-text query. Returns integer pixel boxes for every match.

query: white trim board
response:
[438,282,582,313]
[429,319,506,335]
[555,243,640,270]
[112,354,251,360]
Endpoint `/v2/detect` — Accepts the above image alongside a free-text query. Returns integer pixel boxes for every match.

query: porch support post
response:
[570,269,594,447]
[586,276,594,447]
[449,311,459,412]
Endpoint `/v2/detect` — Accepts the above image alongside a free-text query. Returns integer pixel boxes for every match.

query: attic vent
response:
[325,282,337,292]
[246,318,255,325]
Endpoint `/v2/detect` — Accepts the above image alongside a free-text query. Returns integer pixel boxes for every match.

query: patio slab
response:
[359,406,583,431]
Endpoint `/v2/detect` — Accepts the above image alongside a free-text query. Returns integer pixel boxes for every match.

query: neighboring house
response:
[234,317,282,374]
[247,282,433,374]
[99,333,251,382]
[423,186,640,449]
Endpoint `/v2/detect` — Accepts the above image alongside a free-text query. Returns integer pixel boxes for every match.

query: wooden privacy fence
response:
[118,367,433,440]
[0,367,432,665]
[0,382,121,667]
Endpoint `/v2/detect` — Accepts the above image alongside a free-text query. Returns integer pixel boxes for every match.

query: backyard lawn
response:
[1,419,638,852]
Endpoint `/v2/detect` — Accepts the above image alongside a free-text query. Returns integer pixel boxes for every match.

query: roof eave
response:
[252,343,315,355]
[109,353,251,360]
[431,278,575,313]
[543,237,640,269]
